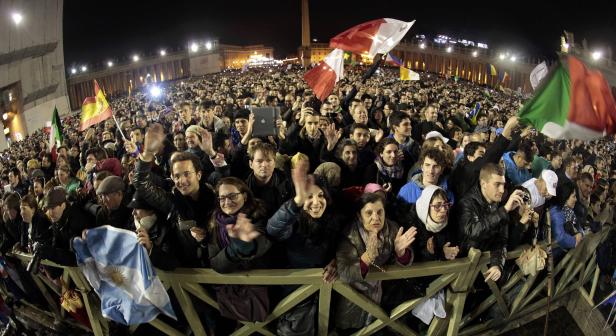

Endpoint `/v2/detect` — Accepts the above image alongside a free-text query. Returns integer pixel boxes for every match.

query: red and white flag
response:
[330,18,415,58]
[304,48,345,101]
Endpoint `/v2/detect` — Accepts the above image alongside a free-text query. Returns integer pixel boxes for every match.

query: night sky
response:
[63,0,616,68]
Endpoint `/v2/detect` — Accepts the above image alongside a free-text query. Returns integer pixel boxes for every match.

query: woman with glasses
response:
[201,177,271,273]
[412,185,459,262]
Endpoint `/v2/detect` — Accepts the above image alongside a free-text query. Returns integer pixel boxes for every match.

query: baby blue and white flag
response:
[73,226,176,325]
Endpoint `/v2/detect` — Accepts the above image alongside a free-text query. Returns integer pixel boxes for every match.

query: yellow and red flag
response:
[80,80,112,131]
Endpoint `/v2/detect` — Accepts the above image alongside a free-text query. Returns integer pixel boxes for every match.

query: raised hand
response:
[124,140,138,154]
[198,128,215,157]
[322,258,338,283]
[375,129,385,143]
[364,231,380,263]
[394,226,417,257]
[292,159,311,206]
[143,123,165,157]
[324,124,342,151]
[226,213,260,243]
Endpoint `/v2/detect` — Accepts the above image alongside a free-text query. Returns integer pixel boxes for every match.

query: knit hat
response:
[314,162,341,188]
[185,125,205,140]
[415,185,448,233]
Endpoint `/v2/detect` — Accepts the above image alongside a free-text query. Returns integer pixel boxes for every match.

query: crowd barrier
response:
[5,226,609,336]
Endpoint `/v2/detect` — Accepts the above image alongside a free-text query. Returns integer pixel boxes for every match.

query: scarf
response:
[355,220,394,305]
[425,214,448,233]
[215,210,237,249]
[563,205,578,234]
[374,156,404,179]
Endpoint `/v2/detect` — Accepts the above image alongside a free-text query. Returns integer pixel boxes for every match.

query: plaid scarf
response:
[374,156,404,179]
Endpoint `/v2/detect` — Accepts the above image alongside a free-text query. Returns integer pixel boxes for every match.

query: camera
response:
[521,192,531,204]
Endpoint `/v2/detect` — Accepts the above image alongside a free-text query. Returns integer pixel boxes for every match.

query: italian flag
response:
[49,106,63,155]
[518,56,616,140]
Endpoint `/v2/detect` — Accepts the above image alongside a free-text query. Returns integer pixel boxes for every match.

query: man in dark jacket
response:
[95,176,133,230]
[134,124,216,268]
[456,163,526,282]
[0,193,23,253]
[450,115,518,200]
[245,142,293,217]
[40,187,92,267]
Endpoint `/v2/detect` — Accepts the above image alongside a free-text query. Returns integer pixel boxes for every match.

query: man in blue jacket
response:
[502,141,534,186]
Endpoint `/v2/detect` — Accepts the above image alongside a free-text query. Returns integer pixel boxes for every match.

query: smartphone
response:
[178,220,197,231]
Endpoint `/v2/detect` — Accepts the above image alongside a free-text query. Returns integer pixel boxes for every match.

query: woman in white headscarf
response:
[413,185,459,262]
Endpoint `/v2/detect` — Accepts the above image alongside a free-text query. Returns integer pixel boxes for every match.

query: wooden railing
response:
[5,226,609,336]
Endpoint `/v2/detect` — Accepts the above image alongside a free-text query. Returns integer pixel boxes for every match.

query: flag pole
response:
[361,54,384,84]
[543,211,553,336]
[113,114,127,141]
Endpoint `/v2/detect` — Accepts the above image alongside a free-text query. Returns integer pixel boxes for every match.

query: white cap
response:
[425,131,449,143]
[541,170,558,196]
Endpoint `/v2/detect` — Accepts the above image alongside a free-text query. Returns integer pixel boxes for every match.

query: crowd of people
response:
[0,64,615,335]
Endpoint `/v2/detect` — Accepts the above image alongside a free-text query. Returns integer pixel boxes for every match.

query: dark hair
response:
[464,142,486,160]
[551,180,576,208]
[335,139,357,160]
[350,123,369,134]
[233,108,251,122]
[375,137,398,155]
[479,163,505,182]
[94,170,112,183]
[516,141,535,163]
[389,111,411,129]
[420,147,449,169]
[578,172,594,183]
[361,93,372,101]
[249,142,276,161]
[3,192,20,211]
[169,152,202,173]
[85,147,107,161]
[8,167,21,182]
[356,192,386,215]
[20,194,37,210]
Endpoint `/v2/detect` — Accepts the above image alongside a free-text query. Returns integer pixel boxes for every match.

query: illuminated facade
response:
[67,43,274,110]
[302,40,538,92]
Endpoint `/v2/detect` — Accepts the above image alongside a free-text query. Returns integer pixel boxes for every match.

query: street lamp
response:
[472,51,478,57]
[70,68,77,74]
[205,41,212,50]
[499,54,506,60]
[510,56,517,62]
[190,42,199,52]
[419,43,426,49]
[133,54,140,62]
[107,61,113,67]
[81,65,87,72]
[446,46,452,53]
[592,51,602,61]
[160,49,166,56]
[11,12,23,25]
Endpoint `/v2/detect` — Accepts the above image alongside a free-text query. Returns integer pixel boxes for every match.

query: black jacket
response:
[455,185,509,270]
[19,211,53,252]
[145,215,180,271]
[245,169,293,217]
[279,129,326,172]
[133,158,217,267]
[42,205,92,266]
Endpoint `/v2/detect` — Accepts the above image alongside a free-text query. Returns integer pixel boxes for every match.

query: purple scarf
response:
[215,210,237,248]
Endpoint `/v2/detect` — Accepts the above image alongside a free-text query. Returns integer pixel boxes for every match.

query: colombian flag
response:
[80,80,112,131]
[487,63,497,76]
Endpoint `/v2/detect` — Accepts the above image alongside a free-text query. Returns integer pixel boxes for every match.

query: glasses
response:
[430,202,452,211]
[218,192,241,203]
[172,171,196,181]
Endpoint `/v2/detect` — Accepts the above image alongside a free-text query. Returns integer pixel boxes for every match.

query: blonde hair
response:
[290,152,309,169]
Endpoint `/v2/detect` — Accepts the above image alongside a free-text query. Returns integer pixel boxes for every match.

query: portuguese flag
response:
[80,80,112,131]
[518,56,616,140]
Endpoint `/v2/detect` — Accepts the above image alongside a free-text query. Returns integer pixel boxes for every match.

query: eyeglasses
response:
[218,192,241,203]
[172,171,196,181]
[430,202,452,211]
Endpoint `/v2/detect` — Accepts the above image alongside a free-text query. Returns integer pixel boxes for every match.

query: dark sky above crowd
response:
[63,1,616,68]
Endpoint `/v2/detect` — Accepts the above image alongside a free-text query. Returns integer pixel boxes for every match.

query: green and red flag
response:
[518,56,616,140]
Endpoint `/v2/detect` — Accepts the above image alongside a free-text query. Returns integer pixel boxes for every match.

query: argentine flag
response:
[73,226,176,325]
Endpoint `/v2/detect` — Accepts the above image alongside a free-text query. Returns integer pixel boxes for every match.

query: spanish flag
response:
[80,80,112,131]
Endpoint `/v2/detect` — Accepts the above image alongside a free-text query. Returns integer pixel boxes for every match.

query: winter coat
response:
[455,185,509,270]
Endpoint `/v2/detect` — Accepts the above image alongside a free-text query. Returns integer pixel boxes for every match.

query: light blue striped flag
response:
[73,226,176,325]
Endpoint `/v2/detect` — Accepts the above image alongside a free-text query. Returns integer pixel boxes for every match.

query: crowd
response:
[0,64,615,335]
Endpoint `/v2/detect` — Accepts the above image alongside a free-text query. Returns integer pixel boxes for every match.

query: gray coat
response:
[335,219,413,329]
